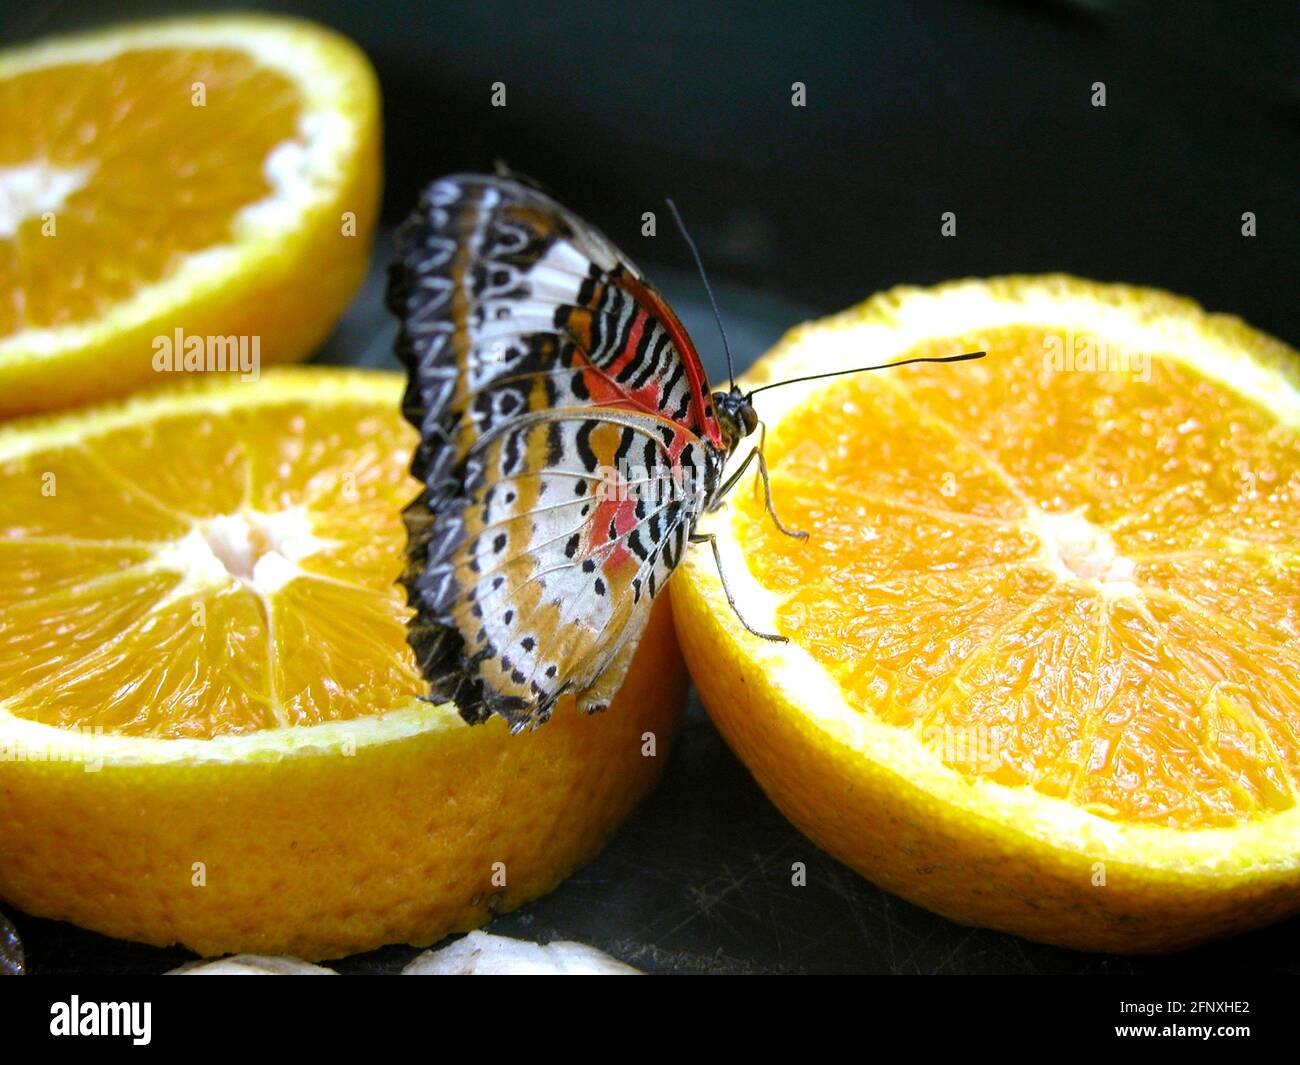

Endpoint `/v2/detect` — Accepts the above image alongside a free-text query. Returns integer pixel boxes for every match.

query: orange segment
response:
[0,49,300,335]
[0,444,189,540]
[0,368,686,958]
[0,16,381,415]
[674,276,1300,951]
[269,576,421,730]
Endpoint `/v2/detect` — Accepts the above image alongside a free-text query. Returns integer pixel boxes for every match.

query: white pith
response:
[0,160,94,238]
[1027,508,1138,595]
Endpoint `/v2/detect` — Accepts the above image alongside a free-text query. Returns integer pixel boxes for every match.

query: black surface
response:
[4,0,1297,345]
[1,0,1298,974]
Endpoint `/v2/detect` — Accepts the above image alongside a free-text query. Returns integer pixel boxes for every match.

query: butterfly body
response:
[389,174,753,731]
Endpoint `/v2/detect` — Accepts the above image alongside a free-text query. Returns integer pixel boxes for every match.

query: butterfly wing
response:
[389,174,723,729]
[405,408,713,730]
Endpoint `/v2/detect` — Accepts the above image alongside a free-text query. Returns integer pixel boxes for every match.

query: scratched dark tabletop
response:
[8,247,1300,975]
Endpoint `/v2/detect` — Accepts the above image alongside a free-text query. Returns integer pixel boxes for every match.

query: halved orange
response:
[0,15,381,417]
[673,275,1300,952]
[0,369,685,959]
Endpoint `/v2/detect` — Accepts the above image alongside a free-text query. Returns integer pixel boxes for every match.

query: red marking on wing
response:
[572,306,664,418]
[588,492,641,571]
[616,273,724,447]
[606,308,649,380]
[584,432,688,578]
[575,354,659,418]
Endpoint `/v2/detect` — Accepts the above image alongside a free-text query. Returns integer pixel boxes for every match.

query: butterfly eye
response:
[741,404,759,437]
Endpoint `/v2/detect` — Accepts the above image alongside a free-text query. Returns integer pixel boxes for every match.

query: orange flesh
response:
[740,325,1300,828]
[0,399,424,738]
[0,49,302,336]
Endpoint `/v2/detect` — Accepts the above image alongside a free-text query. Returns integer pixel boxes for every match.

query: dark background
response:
[3,0,1299,974]
[5,0,1298,343]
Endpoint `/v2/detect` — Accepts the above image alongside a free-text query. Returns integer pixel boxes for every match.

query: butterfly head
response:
[713,386,759,452]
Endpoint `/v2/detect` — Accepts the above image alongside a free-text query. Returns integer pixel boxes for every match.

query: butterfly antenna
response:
[666,197,737,391]
[747,350,986,397]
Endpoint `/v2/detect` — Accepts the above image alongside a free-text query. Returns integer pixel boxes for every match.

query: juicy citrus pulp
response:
[0,370,685,958]
[674,276,1300,951]
[0,15,381,415]
[0,381,421,737]
[0,48,297,334]
[745,322,1300,829]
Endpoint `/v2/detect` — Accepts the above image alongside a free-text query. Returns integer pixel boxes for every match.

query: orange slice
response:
[672,275,1300,952]
[0,15,381,416]
[0,369,685,958]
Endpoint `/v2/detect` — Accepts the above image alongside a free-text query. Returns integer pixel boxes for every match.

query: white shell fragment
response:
[402,931,642,975]
[165,933,640,975]
[168,954,338,975]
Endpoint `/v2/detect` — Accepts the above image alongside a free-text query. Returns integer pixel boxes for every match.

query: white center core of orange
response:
[200,507,330,592]
[150,507,333,604]
[1029,509,1138,594]
[0,160,95,238]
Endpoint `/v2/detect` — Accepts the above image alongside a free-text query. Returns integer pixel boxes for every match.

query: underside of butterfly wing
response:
[422,409,714,729]
[389,174,726,729]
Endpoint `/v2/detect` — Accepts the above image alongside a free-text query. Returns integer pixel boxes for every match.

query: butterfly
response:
[388,172,981,732]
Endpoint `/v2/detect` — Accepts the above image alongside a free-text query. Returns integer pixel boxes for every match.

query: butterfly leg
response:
[711,441,808,540]
[690,532,788,642]
[752,437,809,541]
[752,417,771,503]
[734,421,808,540]
[710,445,758,505]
